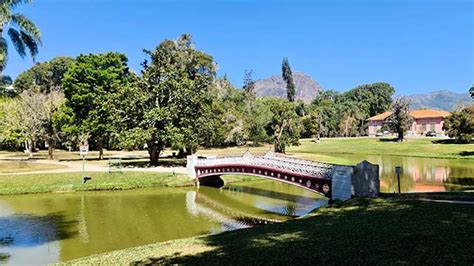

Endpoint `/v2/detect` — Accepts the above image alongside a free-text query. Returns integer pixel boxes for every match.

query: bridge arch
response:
[187,150,355,201]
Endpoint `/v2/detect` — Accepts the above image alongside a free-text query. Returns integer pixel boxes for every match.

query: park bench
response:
[108,157,123,173]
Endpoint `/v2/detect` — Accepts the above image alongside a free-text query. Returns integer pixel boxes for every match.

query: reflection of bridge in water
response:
[185,191,280,229]
[187,150,358,201]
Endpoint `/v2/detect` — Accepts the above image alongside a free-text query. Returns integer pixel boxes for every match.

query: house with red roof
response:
[367,109,451,136]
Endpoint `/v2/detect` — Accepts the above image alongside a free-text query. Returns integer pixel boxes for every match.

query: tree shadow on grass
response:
[378,138,398,142]
[431,139,458,144]
[131,198,474,265]
[121,158,186,168]
[459,151,474,156]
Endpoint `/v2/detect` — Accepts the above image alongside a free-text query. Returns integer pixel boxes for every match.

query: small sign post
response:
[79,144,89,183]
[395,166,402,194]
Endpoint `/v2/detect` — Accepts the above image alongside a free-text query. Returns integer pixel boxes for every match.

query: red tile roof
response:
[367,109,451,121]
[409,109,451,119]
[367,111,392,121]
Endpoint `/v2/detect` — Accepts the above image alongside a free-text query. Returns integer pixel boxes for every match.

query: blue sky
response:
[6,0,473,94]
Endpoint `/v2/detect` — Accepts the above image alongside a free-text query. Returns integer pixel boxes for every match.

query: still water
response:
[333,153,474,193]
[0,181,325,264]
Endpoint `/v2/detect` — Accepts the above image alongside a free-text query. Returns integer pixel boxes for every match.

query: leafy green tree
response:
[63,52,134,159]
[470,85,473,99]
[263,98,300,153]
[443,108,473,144]
[311,90,339,138]
[0,0,42,75]
[14,57,74,94]
[387,97,413,142]
[246,99,271,146]
[118,34,215,165]
[282,58,295,102]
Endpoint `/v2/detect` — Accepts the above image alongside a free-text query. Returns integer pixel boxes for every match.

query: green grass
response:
[0,161,66,173]
[288,137,474,160]
[0,171,193,195]
[62,197,474,265]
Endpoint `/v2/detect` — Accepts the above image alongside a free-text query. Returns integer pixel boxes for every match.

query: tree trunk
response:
[0,24,4,76]
[398,130,404,142]
[148,142,161,166]
[98,137,104,160]
[47,139,54,160]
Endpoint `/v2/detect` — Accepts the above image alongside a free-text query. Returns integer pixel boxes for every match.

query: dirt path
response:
[0,159,187,175]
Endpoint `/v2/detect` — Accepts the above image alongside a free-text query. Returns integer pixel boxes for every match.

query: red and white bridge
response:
[187,150,357,201]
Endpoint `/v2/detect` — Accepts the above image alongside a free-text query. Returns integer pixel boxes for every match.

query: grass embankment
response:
[0,171,192,195]
[289,138,474,160]
[64,197,474,265]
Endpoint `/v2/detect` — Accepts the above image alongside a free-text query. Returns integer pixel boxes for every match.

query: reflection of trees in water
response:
[0,252,10,264]
[0,214,76,248]
[285,202,297,216]
[361,154,474,193]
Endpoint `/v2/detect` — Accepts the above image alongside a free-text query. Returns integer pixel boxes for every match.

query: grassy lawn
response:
[63,197,474,265]
[0,161,66,173]
[288,138,474,160]
[0,171,192,195]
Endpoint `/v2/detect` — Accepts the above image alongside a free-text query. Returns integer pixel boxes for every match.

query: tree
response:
[282,58,295,102]
[470,85,474,99]
[14,57,74,94]
[387,97,413,142]
[242,69,256,97]
[0,89,63,157]
[443,107,473,144]
[246,99,271,146]
[63,52,134,159]
[0,75,13,97]
[0,0,41,75]
[118,34,215,165]
[263,98,301,153]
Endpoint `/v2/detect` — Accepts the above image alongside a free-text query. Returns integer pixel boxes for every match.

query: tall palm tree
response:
[0,0,41,75]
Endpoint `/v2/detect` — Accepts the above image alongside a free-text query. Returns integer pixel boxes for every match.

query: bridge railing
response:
[194,151,334,179]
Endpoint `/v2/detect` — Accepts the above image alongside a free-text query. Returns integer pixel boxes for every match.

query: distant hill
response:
[406,90,472,111]
[254,72,322,103]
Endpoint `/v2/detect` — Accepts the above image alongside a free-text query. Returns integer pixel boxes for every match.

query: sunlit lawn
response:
[289,137,474,160]
[0,161,66,174]
[64,197,474,265]
[0,171,192,195]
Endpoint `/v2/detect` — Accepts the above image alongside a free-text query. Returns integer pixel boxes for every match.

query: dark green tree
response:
[387,97,413,142]
[63,52,134,159]
[0,0,42,75]
[13,57,74,94]
[282,58,296,102]
[117,34,215,165]
[443,108,473,144]
[0,75,13,97]
[470,85,473,99]
[263,98,301,153]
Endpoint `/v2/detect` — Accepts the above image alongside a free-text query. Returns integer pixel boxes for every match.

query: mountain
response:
[254,72,322,103]
[406,90,472,111]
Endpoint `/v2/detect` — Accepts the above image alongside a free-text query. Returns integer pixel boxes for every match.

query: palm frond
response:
[0,37,8,71]
[7,28,26,58]
[19,30,38,59]
[11,13,41,43]
[4,0,32,9]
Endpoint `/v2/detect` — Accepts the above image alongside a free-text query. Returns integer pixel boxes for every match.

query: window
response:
[430,123,435,131]
[421,124,426,131]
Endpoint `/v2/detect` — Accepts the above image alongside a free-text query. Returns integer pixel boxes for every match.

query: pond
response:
[0,181,325,264]
[332,153,474,193]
